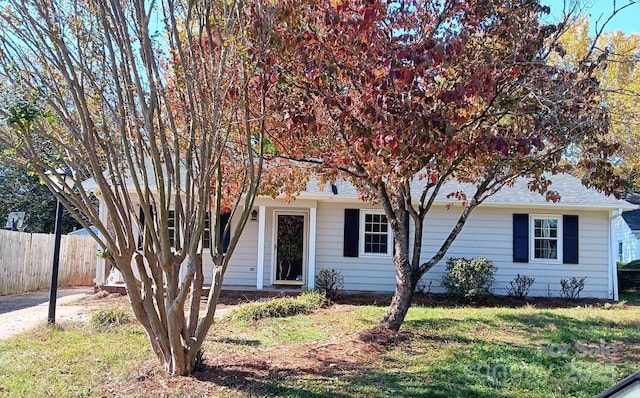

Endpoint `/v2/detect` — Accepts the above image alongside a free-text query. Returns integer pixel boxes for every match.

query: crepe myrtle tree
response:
[0,0,287,375]
[268,0,626,331]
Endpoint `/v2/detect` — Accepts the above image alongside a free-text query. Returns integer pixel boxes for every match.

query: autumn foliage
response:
[267,0,624,330]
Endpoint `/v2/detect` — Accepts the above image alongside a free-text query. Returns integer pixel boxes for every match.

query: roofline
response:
[295,192,635,212]
[87,186,635,212]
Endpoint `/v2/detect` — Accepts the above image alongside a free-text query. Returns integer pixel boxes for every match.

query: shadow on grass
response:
[193,358,517,398]
[495,312,640,345]
[214,337,261,346]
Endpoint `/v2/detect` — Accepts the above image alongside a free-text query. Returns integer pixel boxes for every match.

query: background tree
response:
[0,0,283,375]
[550,15,640,187]
[0,154,80,233]
[270,0,625,331]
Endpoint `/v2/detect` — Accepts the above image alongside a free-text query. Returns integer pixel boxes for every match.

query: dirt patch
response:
[112,326,385,397]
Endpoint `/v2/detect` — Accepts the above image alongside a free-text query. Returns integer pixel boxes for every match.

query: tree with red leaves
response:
[269,0,625,331]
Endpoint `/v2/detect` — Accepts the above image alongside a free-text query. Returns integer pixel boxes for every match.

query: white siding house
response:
[613,192,640,264]
[94,173,634,300]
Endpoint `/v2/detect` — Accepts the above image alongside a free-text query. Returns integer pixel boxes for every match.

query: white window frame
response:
[360,209,392,257]
[618,241,623,263]
[529,215,562,263]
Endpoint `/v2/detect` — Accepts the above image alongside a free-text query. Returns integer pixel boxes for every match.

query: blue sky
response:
[541,0,640,34]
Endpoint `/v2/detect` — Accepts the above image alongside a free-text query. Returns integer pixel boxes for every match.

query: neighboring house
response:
[613,191,640,264]
[91,173,634,300]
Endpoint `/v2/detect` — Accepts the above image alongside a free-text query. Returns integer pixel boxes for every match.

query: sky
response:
[541,0,640,34]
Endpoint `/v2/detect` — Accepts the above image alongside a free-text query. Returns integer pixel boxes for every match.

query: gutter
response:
[609,209,622,301]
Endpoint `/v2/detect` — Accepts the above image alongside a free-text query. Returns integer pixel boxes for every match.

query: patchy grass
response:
[0,323,150,397]
[0,300,637,397]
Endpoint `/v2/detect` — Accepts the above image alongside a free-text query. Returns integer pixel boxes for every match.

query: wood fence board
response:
[0,230,96,295]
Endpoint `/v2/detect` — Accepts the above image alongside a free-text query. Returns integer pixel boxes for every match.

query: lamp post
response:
[46,167,72,324]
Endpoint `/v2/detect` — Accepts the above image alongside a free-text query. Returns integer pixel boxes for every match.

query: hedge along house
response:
[92,172,634,300]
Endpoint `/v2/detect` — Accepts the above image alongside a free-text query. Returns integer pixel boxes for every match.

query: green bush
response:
[619,259,640,270]
[442,257,496,302]
[224,290,326,322]
[89,304,132,329]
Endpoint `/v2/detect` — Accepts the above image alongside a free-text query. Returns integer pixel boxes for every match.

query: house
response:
[92,173,634,300]
[613,191,640,264]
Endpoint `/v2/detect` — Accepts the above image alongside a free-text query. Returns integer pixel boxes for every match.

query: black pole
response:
[47,199,64,324]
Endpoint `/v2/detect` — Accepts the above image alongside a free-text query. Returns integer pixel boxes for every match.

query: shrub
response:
[416,280,433,295]
[619,259,640,270]
[441,257,496,302]
[90,304,132,329]
[224,290,326,322]
[314,269,344,301]
[505,274,535,298]
[559,276,587,299]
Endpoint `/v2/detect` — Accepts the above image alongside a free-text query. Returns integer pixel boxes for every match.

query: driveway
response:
[0,287,95,340]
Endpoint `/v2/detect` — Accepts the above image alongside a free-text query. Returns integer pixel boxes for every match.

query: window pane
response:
[202,212,211,249]
[363,213,389,254]
[168,211,175,248]
[534,239,557,259]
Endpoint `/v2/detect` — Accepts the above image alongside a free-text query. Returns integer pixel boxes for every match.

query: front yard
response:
[0,295,638,397]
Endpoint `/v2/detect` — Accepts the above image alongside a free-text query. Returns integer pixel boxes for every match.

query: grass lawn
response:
[0,300,637,397]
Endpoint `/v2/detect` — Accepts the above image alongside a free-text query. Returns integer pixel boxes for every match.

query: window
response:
[513,214,578,264]
[532,216,560,260]
[360,211,392,256]
[618,241,624,262]
[202,212,211,249]
[168,210,176,248]
[203,212,231,252]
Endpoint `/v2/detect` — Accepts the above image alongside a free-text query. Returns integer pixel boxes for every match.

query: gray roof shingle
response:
[304,173,633,211]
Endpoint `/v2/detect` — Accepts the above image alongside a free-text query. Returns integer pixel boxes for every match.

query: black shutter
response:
[563,215,579,264]
[344,209,359,257]
[513,214,529,263]
[221,212,231,253]
[137,205,145,249]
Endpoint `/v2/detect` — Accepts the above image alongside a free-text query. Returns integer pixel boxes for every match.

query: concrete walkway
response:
[0,287,95,340]
[0,287,235,340]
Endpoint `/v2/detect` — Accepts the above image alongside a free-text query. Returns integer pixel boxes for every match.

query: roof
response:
[303,173,634,211]
[620,192,640,231]
[82,160,633,212]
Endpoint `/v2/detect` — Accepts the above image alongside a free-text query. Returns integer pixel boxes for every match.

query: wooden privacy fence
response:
[0,230,97,296]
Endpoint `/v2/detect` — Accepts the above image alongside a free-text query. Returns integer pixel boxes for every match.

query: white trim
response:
[271,210,309,285]
[359,209,393,257]
[256,206,266,290]
[529,214,563,264]
[94,200,107,285]
[609,209,621,300]
[308,207,317,289]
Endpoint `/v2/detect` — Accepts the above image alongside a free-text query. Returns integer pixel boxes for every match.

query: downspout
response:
[609,209,622,301]
[94,199,108,287]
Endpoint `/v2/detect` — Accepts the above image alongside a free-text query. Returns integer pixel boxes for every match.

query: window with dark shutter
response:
[513,214,529,263]
[221,212,231,253]
[563,215,579,264]
[203,212,231,253]
[343,209,359,257]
